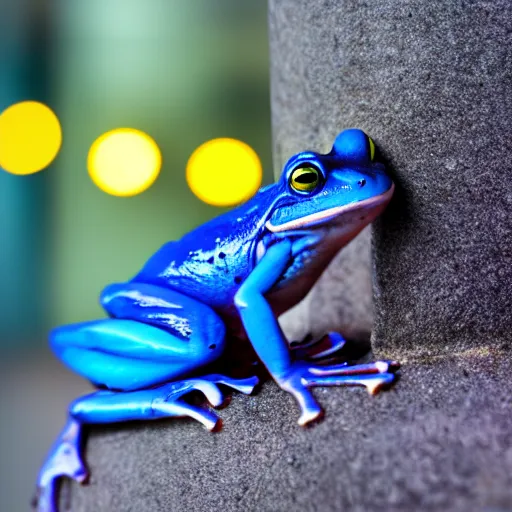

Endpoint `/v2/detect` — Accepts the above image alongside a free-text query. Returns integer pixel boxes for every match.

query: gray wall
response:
[270,0,512,357]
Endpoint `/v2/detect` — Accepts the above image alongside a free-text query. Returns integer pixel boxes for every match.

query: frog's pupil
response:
[295,172,317,184]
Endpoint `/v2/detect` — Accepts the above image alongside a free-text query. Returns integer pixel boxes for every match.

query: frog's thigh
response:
[51,317,226,392]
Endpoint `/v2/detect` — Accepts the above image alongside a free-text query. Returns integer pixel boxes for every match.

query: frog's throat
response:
[265,183,395,233]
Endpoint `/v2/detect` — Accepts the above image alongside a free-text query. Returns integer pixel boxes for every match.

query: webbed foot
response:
[278,360,400,426]
[34,419,87,512]
[153,374,259,431]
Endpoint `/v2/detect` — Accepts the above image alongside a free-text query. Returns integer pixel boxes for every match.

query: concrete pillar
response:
[271,0,512,358]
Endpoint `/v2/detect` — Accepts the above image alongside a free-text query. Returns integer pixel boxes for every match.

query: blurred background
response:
[0,0,271,509]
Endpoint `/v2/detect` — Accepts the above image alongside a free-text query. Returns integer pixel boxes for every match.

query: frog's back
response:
[132,187,277,310]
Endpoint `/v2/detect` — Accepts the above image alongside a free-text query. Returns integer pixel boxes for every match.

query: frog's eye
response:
[368,137,375,161]
[290,166,321,193]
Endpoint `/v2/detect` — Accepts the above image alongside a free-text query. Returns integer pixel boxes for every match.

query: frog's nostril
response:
[358,179,366,187]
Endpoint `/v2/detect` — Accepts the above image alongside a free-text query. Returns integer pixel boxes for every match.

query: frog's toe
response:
[188,379,225,407]
[33,482,57,512]
[304,360,400,393]
[298,406,324,427]
[161,400,221,431]
[34,418,89,512]
[279,375,324,427]
[35,449,88,512]
[180,375,259,409]
[217,375,260,395]
[365,373,397,395]
[309,360,400,376]
[37,420,88,485]
[386,360,401,373]
[199,374,259,395]
[291,332,347,361]
[305,371,397,395]
[36,442,89,487]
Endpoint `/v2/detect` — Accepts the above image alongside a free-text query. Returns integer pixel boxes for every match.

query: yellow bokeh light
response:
[88,128,162,197]
[0,101,62,175]
[186,138,262,207]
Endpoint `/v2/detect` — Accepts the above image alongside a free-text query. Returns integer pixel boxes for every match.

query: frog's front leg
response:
[234,241,399,426]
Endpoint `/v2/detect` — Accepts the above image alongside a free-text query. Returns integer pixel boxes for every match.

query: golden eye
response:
[290,166,320,193]
[368,137,375,160]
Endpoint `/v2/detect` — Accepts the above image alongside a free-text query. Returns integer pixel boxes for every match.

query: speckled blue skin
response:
[35,129,399,512]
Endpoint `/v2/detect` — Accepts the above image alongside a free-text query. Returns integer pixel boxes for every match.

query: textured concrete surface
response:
[60,352,512,512]
[270,0,512,355]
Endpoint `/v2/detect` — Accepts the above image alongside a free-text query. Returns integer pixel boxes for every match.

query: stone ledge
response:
[63,354,512,512]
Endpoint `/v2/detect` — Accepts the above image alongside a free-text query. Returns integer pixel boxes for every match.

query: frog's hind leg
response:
[34,374,258,512]
[67,374,259,431]
[50,306,227,392]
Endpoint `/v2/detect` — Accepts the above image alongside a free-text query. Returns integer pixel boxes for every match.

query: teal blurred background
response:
[0,1,271,509]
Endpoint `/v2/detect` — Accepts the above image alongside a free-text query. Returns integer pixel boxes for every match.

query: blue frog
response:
[35,129,399,512]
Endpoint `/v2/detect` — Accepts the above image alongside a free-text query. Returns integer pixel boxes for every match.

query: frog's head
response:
[266,129,394,239]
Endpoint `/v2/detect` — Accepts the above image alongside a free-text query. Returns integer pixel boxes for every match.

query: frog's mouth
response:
[265,183,394,233]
